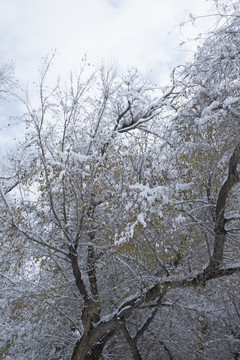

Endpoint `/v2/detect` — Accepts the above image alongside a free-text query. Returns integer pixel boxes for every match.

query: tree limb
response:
[205,144,240,273]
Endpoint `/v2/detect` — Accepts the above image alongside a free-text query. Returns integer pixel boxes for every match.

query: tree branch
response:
[120,320,143,360]
[205,144,240,272]
[69,246,89,302]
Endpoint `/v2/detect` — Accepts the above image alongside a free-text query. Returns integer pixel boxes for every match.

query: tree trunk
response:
[71,330,115,360]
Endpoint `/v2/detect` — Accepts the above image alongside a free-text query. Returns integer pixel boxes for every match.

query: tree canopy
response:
[1,2,240,359]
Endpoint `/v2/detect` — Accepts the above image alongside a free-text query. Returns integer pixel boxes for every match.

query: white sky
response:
[0,0,215,150]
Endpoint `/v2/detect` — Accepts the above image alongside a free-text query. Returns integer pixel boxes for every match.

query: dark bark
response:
[121,321,143,360]
[71,321,119,360]
[205,144,240,273]
[87,245,99,299]
[159,340,174,360]
[69,245,89,302]
[120,300,162,360]
[72,330,115,360]
[87,244,101,324]
[85,330,115,360]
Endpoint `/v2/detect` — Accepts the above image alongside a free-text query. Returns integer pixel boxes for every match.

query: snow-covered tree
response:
[0,55,176,359]
[1,2,240,358]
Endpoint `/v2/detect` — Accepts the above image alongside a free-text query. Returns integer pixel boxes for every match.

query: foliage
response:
[1,2,240,359]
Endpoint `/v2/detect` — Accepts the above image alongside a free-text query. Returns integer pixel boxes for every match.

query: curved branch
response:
[206,144,240,272]
[71,263,240,359]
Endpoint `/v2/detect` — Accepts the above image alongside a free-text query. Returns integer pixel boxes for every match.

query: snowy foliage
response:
[1,2,240,359]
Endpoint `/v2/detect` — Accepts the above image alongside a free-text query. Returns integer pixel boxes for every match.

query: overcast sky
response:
[0,0,215,150]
